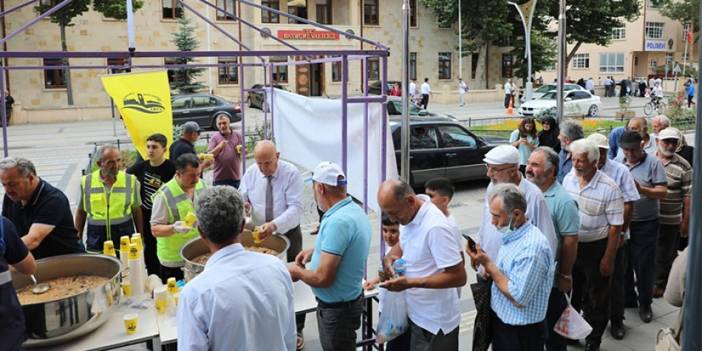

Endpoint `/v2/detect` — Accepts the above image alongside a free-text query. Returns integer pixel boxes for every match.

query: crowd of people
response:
[0,110,694,351]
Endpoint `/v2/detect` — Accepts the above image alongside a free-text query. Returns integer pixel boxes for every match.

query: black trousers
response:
[572,238,611,344]
[491,311,545,351]
[160,265,184,283]
[141,208,160,276]
[420,94,429,109]
[284,226,306,332]
[610,242,629,322]
[545,287,568,351]
[316,295,364,351]
[654,224,680,289]
[504,94,512,108]
[627,219,659,307]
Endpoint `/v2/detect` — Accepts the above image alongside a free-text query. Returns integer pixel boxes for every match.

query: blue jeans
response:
[86,220,136,252]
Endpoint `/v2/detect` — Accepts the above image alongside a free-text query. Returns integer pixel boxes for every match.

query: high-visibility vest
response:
[154,178,205,266]
[81,170,137,232]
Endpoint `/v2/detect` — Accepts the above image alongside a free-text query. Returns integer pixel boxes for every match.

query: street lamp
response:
[508,1,536,102]
[458,0,462,79]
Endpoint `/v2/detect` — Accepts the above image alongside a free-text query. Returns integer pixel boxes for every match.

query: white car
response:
[520,83,587,103]
[518,90,602,117]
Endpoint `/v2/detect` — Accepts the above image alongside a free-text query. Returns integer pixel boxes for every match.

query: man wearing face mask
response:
[562,139,624,351]
[75,145,143,253]
[466,184,554,351]
[652,128,691,299]
[557,120,584,183]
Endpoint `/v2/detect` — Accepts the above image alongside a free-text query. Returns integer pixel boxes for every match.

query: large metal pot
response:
[181,229,290,282]
[11,254,122,344]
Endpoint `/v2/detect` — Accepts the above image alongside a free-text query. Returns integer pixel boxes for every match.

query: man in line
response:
[288,162,370,351]
[379,180,466,350]
[563,139,624,351]
[587,133,640,340]
[178,186,295,350]
[651,115,671,139]
[618,131,667,323]
[75,145,143,253]
[653,128,691,298]
[208,115,244,188]
[458,78,468,107]
[525,147,580,351]
[420,78,432,109]
[127,134,176,276]
[557,120,585,183]
[151,154,206,281]
[0,157,85,259]
[238,140,306,348]
[170,121,200,163]
[467,184,554,351]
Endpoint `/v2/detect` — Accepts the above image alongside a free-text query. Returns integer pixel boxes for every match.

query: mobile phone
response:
[462,233,477,252]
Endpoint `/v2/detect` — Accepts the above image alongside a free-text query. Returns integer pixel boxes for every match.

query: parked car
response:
[520,83,586,103]
[518,90,602,118]
[171,93,241,130]
[369,80,401,95]
[386,96,457,121]
[390,116,497,188]
[248,84,285,110]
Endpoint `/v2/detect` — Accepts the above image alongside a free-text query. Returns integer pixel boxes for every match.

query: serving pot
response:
[181,229,290,282]
[11,254,122,345]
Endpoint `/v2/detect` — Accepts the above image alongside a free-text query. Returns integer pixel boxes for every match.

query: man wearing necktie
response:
[239,140,306,349]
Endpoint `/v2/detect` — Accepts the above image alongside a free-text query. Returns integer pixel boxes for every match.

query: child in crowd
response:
[424,177,457,231]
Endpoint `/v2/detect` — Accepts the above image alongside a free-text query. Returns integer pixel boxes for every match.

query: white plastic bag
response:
[376,291,409,344]
[553,293,593,340]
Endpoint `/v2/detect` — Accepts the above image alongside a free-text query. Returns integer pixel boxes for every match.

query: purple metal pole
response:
[263,63,268,139]
[240,60,247,171]
[270,67,275,142]
[0,50,388,59]
[341,55,348,175]
[0,0,74,45]
[379,55,389,260]
[268,63,274,139]
[362,57,368,213]
[0,67,8,157]
[0,0,39,18]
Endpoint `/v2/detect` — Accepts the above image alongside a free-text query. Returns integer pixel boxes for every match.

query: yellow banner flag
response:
[101,71,173,159]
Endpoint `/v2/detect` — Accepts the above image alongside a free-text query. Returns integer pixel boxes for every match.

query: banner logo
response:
[123,93,166,114]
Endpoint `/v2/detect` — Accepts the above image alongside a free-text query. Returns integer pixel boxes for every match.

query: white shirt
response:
[238,160,304,234]
[504,82,512,94]
[655,78,663,87]
[649,78,655,88]
[459,81,467,94]
[400,200,462,335]
[653,85,664,97]
[420,82,431,95]
[600,159,641,240]
[177,244,296,351]
[409,81,417,96]
[585,79,594,91]
[478,177,558,262]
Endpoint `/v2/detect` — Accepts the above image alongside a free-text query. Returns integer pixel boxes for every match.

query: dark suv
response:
[391,117,496,188]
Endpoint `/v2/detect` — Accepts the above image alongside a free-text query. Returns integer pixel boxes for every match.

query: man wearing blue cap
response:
[288,161,371,351]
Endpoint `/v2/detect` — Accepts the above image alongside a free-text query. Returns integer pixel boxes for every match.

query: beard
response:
[658,145,675,157]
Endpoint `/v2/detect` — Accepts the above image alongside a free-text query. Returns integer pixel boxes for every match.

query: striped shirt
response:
[658,153,692,225]
[563,170,624,243]
[490,223,554,326]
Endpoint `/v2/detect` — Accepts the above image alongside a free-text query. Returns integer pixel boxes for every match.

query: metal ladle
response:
[30,274,50,295]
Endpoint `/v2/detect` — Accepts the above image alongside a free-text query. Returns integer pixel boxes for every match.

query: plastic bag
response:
[376,291,409,344]
[553,294,593,340]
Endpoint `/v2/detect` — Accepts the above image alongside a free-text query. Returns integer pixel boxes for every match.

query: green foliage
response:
[511,31,557,81]
[665,93,697,125]
[660,0,699,34]
[170,15,206,94]
[619,96,631,111]
[35,0,143,27]
[93,0,144,20]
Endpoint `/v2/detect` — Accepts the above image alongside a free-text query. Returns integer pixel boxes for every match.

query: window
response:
[367,57,380,81]
[216,0,236,20]
[288,0,308,24]
[650,59,658,69]
[502,53,513,78]
[599,53,625,72]
[271,56,288,84]
[332,61,341,82]
[438,52,451,80]
[437,125,477,149]
[572,53,590,69]
[162,0,183,19]
[172,97,191,109]
[43,58,66,89]
[363,0,379,25]
[107,58,130,74]
[192,96,217,107]
[683,23,692,41]
[471,53,479,79]
[611,27,626,40]
[409,52,417,81]
[437,14,451,29]
[410,126,438,149]
[38,0,57,13]
[410,0,418,28]
[316,0,331,25]
[218,57,239,84]
[645,22,664,39]
[262,0,280,23]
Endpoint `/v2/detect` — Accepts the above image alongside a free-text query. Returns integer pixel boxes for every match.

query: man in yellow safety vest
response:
[75,145,143,253]
[151,153,206,281]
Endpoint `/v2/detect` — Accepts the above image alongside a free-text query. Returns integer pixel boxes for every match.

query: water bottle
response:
[393,258,407,277]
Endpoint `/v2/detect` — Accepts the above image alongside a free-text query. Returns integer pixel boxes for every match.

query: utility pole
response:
[508,1,536,101]
[400,0,410,182]
[556,0,566,123]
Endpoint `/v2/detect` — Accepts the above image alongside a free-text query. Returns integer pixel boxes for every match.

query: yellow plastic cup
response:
[166,277,178,294]
[103,240,116,257]
[131,233,143,252]
[123,313,138,335]
[122,280,133,297]
[184,212,197,228]
[154,287,169,314]
[128,243,139,260]
[252,227,262,245]
[236,144,243,154]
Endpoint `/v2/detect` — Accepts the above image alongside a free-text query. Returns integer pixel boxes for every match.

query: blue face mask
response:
[496,215,513,235]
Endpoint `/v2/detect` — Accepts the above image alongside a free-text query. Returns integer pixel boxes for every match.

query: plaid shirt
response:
[490,223,555,326]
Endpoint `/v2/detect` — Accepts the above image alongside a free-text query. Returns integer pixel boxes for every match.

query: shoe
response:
[566,338,580,345]
[585,340,600,351]
[639,304,653,323]
[653,286,665,298]
[296,332,304,350]
[610,320,626,340]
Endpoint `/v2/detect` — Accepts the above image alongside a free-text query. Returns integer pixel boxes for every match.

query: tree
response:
[35,0,143,105]
[659,0,699,36]
[169,15,205,94]
[511,31,557,82]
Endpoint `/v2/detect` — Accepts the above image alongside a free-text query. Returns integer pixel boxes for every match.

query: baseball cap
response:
[483,145,519,165]
[587,133,609,149]
[311,161,347,186]
[182,121,201,133]
[618,130,643,149]
[657,127,680,141]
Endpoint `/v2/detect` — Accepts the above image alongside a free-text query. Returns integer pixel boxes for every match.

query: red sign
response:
[277,29,340,40]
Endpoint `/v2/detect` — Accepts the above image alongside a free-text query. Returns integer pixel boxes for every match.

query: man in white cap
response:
[469,145,557,351]
[288,161,371,351]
